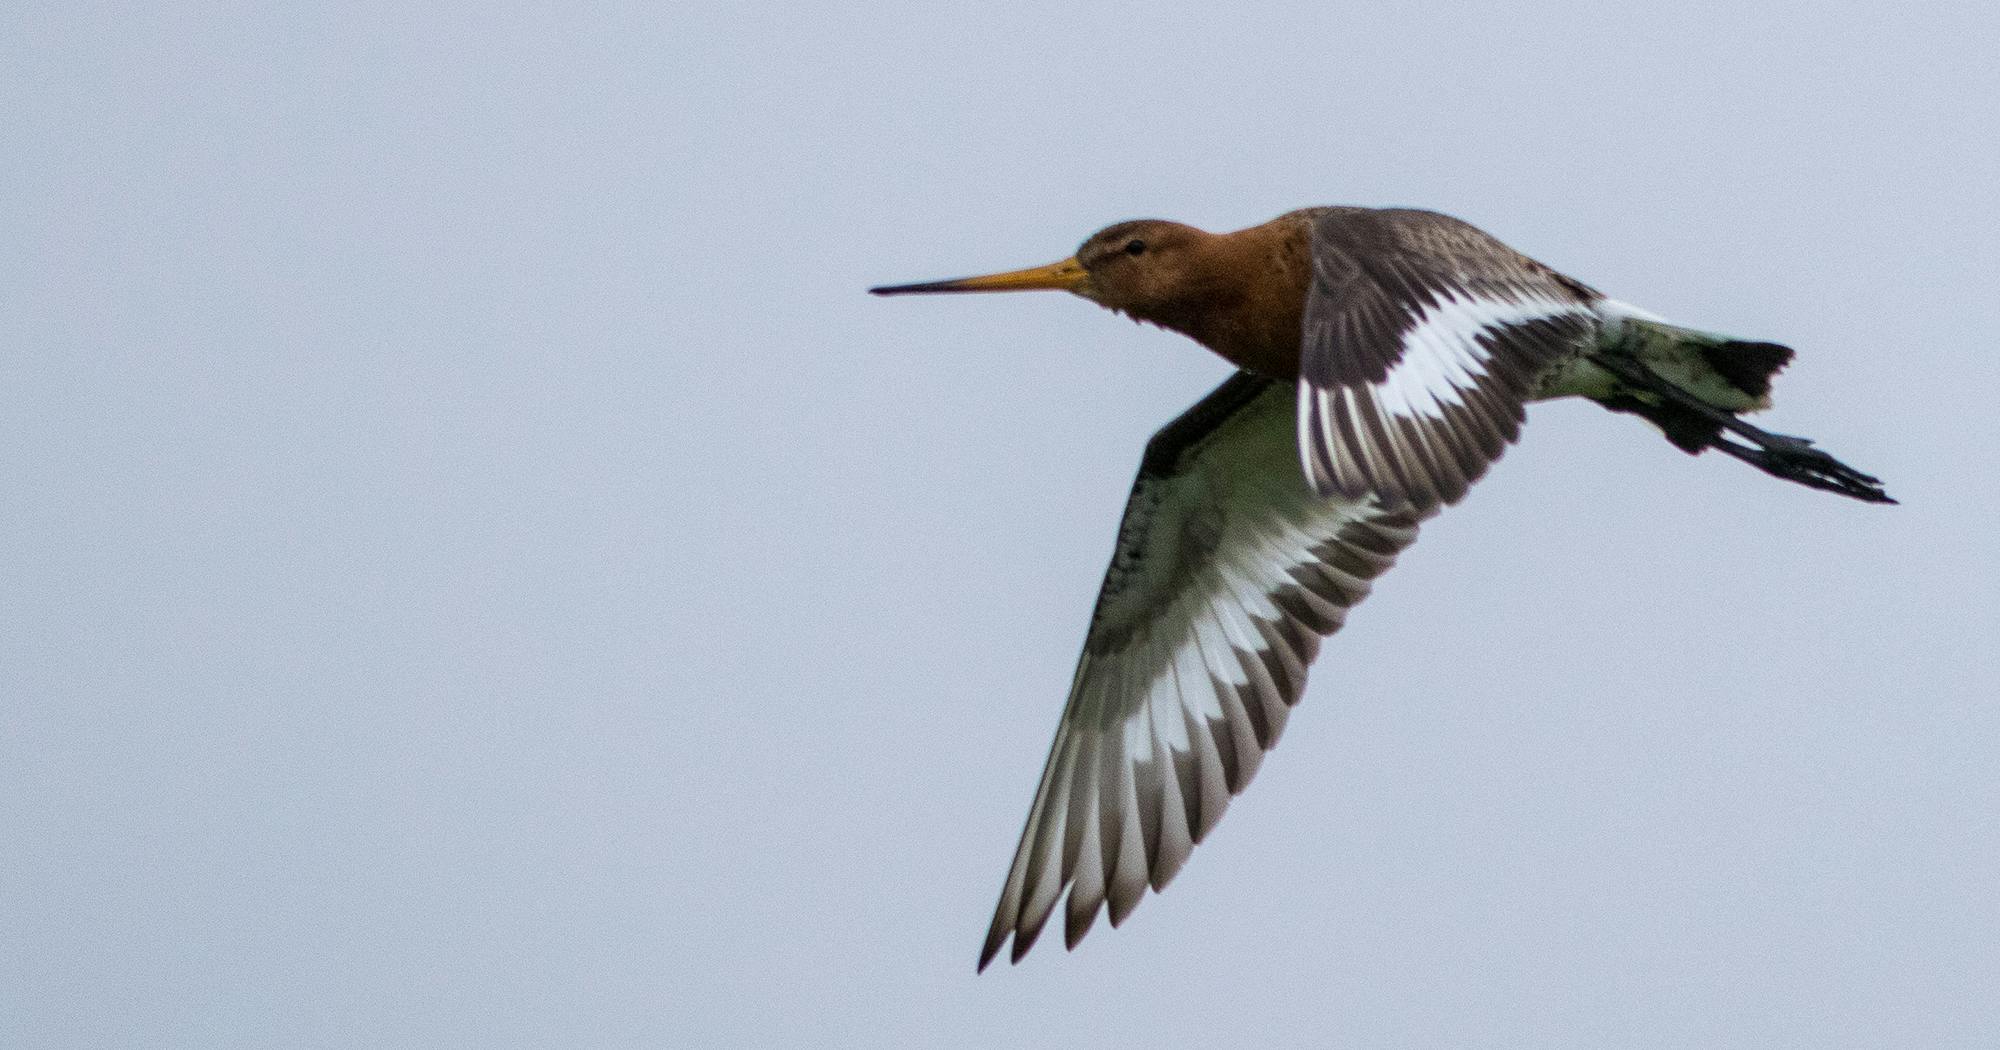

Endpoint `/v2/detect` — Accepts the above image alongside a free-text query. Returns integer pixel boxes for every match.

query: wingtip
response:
[1064,905,1097,950]
[1009,927,1039,965]
[976,930,1006,973]
[1107,891,1139,928]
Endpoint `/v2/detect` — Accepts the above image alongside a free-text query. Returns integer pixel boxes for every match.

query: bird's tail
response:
[1586,310,1894,504]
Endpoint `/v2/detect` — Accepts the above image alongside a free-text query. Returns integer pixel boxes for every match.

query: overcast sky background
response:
[5,2,1998,1047]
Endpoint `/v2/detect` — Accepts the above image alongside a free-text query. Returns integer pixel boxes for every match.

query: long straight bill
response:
[869,257,1086,296]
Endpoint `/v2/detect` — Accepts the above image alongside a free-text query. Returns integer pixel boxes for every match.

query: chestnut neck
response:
[1122,214,1315,380]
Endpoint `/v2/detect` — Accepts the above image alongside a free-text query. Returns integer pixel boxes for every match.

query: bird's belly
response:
[1534,353,1619,401]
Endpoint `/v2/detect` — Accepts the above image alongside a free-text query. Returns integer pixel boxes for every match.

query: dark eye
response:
[1123,238,1147,256]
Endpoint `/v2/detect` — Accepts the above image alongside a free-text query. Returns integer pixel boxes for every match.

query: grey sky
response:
[5,2,1997,1046]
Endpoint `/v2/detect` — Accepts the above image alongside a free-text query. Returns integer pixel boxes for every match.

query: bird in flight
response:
[870,206,1892,971]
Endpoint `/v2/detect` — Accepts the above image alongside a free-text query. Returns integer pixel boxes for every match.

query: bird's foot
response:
[1710,430,1896,504]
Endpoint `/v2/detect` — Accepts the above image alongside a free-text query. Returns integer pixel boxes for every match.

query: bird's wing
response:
[1297,208,1600,510]
[979,371,1425,969]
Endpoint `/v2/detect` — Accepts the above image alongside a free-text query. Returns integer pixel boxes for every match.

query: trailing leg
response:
[1589,350,1895,504]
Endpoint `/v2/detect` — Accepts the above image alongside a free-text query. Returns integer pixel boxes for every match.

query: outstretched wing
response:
[979,372,1425,969]
[1298,208,1600,511]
